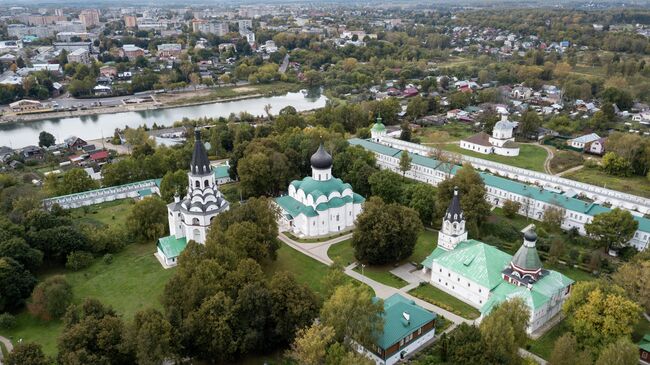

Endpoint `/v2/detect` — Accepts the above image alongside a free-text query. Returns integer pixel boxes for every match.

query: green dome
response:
[371,122,386,132]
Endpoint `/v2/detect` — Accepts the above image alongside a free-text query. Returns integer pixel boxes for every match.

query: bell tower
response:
[438,187,468,251]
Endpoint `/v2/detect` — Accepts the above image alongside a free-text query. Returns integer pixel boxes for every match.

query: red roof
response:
[90,150,109,161]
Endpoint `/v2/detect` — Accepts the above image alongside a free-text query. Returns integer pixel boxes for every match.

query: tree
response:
[585,208,638,251]
[399,150,412,178]
[368,169,403,204]
[28,275,73,320]
[320,283,383,346]
[518,110,542,138]
[601,152,632,177]
[5,342,49,365]
[127,196,168,241]
[480,298,529,365]
[502,200,521,218]
[332,145,378,197]
[542,206,565,232]
[399,121,412,142]
[352,197,423,265]
[595,337,638,365]
[45,168,99,196]
[549,333,592,365]
[159,169,187,202]
[127,308,174,365]
[0,257,36,312]
[222,221,277,262]
[38,131,55,147]
[0,237,43,269]
[437,323,486,364]
[402,183,437,226]
[237,148,290,197]
[480,109,501,134]
[406,96,428,120]
[287,322,336,365]
[269,271,319,345]
[563,281,640,348]
[58,299,134,365]
[612,254,650,313]
[436,164,491,229]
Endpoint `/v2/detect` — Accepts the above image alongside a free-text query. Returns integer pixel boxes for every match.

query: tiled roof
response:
[463,132,493,147]
[375,293,436,350]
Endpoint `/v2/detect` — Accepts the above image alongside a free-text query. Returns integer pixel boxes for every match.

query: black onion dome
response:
[524,229,537,242]
[191,129,211,175]
[310,143,333,169]
[445,187,464,222]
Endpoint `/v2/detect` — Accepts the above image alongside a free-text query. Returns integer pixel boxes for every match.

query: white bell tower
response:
[438,187,468,251]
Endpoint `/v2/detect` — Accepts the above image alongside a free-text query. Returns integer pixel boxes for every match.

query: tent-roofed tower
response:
[502,226,545,287]
[438,187,468,251]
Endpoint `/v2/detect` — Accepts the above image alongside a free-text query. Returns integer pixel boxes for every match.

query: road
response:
[0,336,13,365]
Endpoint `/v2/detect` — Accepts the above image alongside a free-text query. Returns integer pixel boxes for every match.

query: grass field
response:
[417,123,475,144]
[354,265,409,288]
[527,319,569,360]
[2,243,174,356]
[408,284,480,320]
[563,167,650,199]
[487,207,532,231]
[70,199,135,227]
[166,82,302,106]
[263,243,331,296]
[440,143,549,172]
[328,239,356,266]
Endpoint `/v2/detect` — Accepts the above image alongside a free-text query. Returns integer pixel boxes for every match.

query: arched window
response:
[192,217,200,225]
[204,179,209,188]
[195,180,200,188]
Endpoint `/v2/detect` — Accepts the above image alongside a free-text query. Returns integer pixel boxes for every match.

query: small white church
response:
[422,188,573,333]
[156,130,230,268]
[460,115,520,156]
[275,143,365,238]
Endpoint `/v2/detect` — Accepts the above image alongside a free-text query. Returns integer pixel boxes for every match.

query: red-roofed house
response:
[90,150,109,163]
[403,87,419,98]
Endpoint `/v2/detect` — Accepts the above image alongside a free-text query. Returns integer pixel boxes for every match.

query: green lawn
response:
[546,263,595,283]
[284,231,351,243]
[328,239,356,266]
[263,243,331,296]
[440,143,549,172]
[563,167,650,199]
[408,284,480,320]
[354,265,408,289]
[412,230,438,263]
[2,243,174,356]
[527,319,569,360]
[488,207,532,231]
[69,199,135,227]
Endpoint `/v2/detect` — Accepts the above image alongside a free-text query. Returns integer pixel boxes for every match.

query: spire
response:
[190,129,211,176]
[376,111,382,124]
[445,187,463,223]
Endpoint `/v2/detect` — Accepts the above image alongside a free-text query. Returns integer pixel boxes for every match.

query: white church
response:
[422,188,574,333]
[460,115,520,156]
[275,143,365,238]
[156,130,230,267]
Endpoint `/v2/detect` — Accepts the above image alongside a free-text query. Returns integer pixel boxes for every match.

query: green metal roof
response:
[138,188,153,197]
[375,293,436,350]
[353,193,366,204]
[511,243,542,272]
[371,122,386,133]
[639,334,650,352]
[290,177,353,200]
[157,235,187,258]
[428,240,512,289]
[275,195,319,218]
[348,138,650,235]
[213,165,230,179]
[315,196,352,211]
[421,247,447,269]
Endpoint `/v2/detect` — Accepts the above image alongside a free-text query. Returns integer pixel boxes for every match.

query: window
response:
[467,283,470,287]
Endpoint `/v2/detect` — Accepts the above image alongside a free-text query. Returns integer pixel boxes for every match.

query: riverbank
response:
[0,82,302,124]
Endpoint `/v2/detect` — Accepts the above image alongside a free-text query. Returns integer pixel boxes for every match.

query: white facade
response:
[355,329,436,365]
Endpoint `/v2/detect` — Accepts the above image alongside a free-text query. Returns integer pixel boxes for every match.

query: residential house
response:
[67,48,91,64]
[157,43,182,59]
[0,146,14,163]
[355,293,437,365]
[586,137,606,155]
[213,165,232,185]
[89,150,109,163]
[640,334,650,364]
[9,99,44,112]
[99,65,117,78]
[65,136,87,150]
[567,133,600,150]
[20,145,43,160]
[119,44,145,60]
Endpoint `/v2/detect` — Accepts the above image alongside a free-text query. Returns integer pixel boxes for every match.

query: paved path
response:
[519,348,548,365]
[0,336,13,365]
[278,232,353,266]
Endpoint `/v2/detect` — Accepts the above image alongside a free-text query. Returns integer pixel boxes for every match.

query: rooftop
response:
[375,293,436,350]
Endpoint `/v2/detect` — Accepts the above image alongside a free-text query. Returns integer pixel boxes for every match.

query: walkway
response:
[555,164,583,177]
[278,232,353,266]
[536,143,555,175]
[0,336,13,365]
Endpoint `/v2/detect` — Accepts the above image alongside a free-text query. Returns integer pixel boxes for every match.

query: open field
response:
[2,243,173,356]
[161,82,302,106]
[563,167,650,199]
[284,231,351,243]
[263,242,331,296]
[354,265,409,288]
[417,123,475,144]
[69,198,135,227]
[439,143,549,172]
[409,284,481,320]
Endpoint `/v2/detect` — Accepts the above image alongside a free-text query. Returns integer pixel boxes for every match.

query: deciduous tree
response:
[585,208,638,251]
[5,342,49,365]
[28,275,73,320]
[127,196,168,241]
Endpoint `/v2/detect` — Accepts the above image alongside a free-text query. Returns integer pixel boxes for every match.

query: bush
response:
[27,275,73,320]
[65,251,94,271]
[0,312,16,329]
[502,200,521,218]
[103,253,113,265]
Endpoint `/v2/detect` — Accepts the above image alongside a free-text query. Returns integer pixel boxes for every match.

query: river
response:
[0,91,328,149]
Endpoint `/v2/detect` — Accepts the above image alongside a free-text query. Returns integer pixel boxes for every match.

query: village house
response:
[157,43,182,59]
[99,65,117,78]
[67,48,91,64]
[640,334,650,364]
[585,137,606,155]
[567,133,600,151]
[119,44,145,60]
[9,99,45,113]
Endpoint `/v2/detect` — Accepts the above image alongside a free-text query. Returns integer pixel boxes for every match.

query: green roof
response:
[348,138,650,235]
[316,196,351,211]
[511,243,542,272]
[157,235,187,258]
[138,188,153,197]
[421,247,447,270]
[640,334,650,352]
[428,240,512,289]
[275,195,319,218]
[375,294,436,350]
[371,122,386,133]
[290,177,353,200]
[353,193,366,204]
[213,165,230,179]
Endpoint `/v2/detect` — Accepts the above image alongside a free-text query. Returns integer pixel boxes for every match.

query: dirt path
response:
[555,164,584,177]
[537,144,555,175]
[0,336,13,364]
